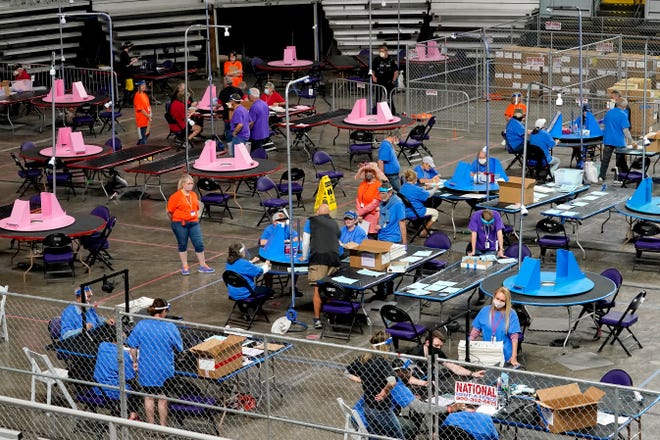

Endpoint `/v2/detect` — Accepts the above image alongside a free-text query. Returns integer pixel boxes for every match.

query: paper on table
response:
[572,201,589,207]
[425,284,446,291]
[463,193,487,199]
[497,258,518,264]
[534,185,554,193]
[413,250,433,257]
[331,275,359,284]
[583,195,600,201]
[590,191,607,196]
[505,204,520,209]
[442,287,461,294]
[407,282,429,290]
[543,209,563,215]
[357,268,384,277]
[406,289,431,296]
[534,193,548,199]
[597,411,630,426]
[555,204,573,210]
[428,395,454,406]
[560,211,578,216]
[242,347,264,357]
[476,406,499,416]
[432,280,457,287]
[401,256,423,263]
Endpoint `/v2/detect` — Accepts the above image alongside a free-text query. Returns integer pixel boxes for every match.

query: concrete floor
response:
[0,75,659,435]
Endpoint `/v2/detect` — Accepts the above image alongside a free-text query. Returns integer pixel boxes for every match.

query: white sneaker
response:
[597,177,604,183]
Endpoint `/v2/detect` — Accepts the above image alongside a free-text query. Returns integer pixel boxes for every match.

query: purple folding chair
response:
[380,305,426,349]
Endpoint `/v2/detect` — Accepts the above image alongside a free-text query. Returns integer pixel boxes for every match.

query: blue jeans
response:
[137,126,149,145]
[231,135,248,157]
[171,221,204,252]
[364,405,403,439]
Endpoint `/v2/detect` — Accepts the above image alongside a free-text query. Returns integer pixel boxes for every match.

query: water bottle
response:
[601,184,607,191]
[573,123,579,135]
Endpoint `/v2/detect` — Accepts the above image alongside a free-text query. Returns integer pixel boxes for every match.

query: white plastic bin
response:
[554,168,584,186]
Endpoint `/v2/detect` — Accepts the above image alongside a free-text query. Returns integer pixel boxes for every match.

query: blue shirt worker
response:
[399,168,438,236]
[247,87,270,151]
[470,286,521,367]
[229,93,251,156]
[225,243,273,300]
[93,341,140,420]
[127,298,183,427]
[60,287,114,340]
[442,407,499,440]
[599,98,637,182]
[470,148,508,182]
[339,210,367,255]
[378,132,402,192]
[376,182,406,243]
[467,209,505,258]
[504,108,525,153]
[413,156,440,185]
[529,118,561,177]
[260,210,298,246]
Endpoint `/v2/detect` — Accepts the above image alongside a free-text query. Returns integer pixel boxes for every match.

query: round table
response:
[480,271,616,347]
[554,135,603,168]
[30,95,111,133]
[0,213,106,281]
[328,115,414,132]
[19,145,112,164]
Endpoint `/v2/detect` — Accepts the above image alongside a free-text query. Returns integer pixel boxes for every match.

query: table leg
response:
[600,209,612,233]
[561,306,574,348]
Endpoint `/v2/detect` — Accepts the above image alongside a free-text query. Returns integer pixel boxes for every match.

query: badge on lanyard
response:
[191,211,196,217]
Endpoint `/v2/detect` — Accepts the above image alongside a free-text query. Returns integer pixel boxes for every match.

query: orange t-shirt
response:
[133,91,151,128]
[504,103,527,119]
[224,60,243,87]
[167,189,199,223]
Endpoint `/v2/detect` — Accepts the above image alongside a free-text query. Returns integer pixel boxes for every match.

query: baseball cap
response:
[378,182,394,193]
[75,286,93,296]
[230,93,242,102]
[121,41,134,49]
[272,211,288,222]
[422,156,435,168]
[513,108,524,117]
[134,80,146,86]
[343,211,358,220]
[582,104,592,113]
[535,118,546,129]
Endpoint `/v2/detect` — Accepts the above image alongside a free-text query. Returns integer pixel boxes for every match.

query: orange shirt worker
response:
[224,50,243,88]
[166,174,215,275]
[504,92,526,121]
[133,80,151,144]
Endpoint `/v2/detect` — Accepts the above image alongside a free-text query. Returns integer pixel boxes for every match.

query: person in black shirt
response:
[218,75,242,142]
[300,203,341,329]
[117,41,139,107]
[346,331,404,439]
[372,44,400,114]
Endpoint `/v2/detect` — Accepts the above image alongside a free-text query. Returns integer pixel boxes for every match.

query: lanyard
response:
[490,310,505,336]
[182,190,193,211]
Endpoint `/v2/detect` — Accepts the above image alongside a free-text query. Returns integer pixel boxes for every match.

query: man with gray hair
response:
[218,75,242,142]
[599,98,638,183]
[248,87,270,152]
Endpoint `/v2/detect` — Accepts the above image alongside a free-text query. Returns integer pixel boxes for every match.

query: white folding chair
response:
[0,294,7,342]
[337,397,369,440]
[22,347,77,409]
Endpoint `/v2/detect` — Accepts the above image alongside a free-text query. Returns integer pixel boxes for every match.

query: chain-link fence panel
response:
[395,86,471,132]
[331,78,388,112]
[1,291,659,440]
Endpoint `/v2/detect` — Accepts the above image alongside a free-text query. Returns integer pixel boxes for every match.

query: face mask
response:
[379,51,387,58]
[230,56,236,62]
[478,158,487,165]
[481,217,494,225]
[492,299,505,309]
[265,89,272,95]
[365,172,374,181]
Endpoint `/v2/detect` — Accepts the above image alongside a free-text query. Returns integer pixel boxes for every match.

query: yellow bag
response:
[125,78,134,91]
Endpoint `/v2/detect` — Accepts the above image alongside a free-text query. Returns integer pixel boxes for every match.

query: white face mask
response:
[478,158,487,165]
[265,88,272,95]
[379,51,387,58]
[492,299,505,309]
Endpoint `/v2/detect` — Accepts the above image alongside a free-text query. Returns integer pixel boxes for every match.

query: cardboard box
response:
[460,257,494,270]
[190,335,246,379]
[647,132,660,152]
[347,239,401,271]
[536,383,605,434]
[498,176,535,205]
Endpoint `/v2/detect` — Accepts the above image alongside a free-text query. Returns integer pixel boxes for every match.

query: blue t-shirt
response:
[378,139,400,175]
[378,195,405,243]
[505,118,525,152]
[528,129,554,163]
[603,107,630,148]
[339,224,367,254]
[354,380,417,428]
[60,304,105,339]
[472,306,521,362]
[93,342,135,400]
[225,258,264,300]
[442,411,499,440]
[230,104,251,140]
[126,319,183,387]
[261,223,298,244]
[469,158,509,182]
[468,210,504,253]
[399,182,430,218]
[414,164,439,181]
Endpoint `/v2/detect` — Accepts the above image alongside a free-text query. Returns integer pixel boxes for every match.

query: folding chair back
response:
[319,284,363,342]
[255,176,288,226]
[380,304,426,349]
[598,290,646,356]
[42,233,75,280]
[11,151,42,197]
[23,347,77,408]
[337,397,369,439]
[197,178,232,222]
[82,216,117,270]
[397,192,431,242]
[600,368,633,386]
[222,270,270,329]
